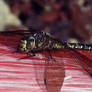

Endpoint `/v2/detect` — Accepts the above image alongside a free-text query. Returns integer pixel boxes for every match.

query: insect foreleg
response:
[47,50,56,62]
[18,52,36,60]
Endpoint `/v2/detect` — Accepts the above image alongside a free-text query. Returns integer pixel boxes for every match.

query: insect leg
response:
[44,78,47,85]
[18,52,36,60]
[47,50,56,62]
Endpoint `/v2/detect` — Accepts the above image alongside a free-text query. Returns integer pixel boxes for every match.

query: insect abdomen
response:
[66,43,92,50]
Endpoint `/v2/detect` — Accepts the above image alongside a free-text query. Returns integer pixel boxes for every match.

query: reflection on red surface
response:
[0,34,92,92]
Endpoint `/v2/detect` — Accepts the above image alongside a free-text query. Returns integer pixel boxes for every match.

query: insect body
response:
[1,30,92,76]
[18,31,92,54]
[18,31,92,76]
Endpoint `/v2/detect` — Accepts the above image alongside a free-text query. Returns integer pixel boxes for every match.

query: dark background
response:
[2,0,92,43]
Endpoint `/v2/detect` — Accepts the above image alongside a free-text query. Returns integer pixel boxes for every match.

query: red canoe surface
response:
[0,34,92,92]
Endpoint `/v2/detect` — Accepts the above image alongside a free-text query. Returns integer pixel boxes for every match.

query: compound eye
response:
[37,32,43,38]
[29,36,35,42]
[29,39,34,42]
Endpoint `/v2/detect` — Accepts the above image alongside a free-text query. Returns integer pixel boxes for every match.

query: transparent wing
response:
[0,28,38,35]
[43,51,65,92]
[66,48,92,76]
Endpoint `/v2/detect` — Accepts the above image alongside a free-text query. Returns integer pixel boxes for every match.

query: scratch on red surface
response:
[0,34,92,92]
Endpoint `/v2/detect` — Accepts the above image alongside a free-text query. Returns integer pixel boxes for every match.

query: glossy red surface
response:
[0,34,92,92]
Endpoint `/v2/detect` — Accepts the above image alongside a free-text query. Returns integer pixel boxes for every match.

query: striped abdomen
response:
[66,43,92,50]
[52,42,92,50]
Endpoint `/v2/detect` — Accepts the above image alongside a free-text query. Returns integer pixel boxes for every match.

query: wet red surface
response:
[0,34,92,92]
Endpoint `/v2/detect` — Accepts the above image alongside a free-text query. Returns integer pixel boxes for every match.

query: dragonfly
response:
[0,29,92,92]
